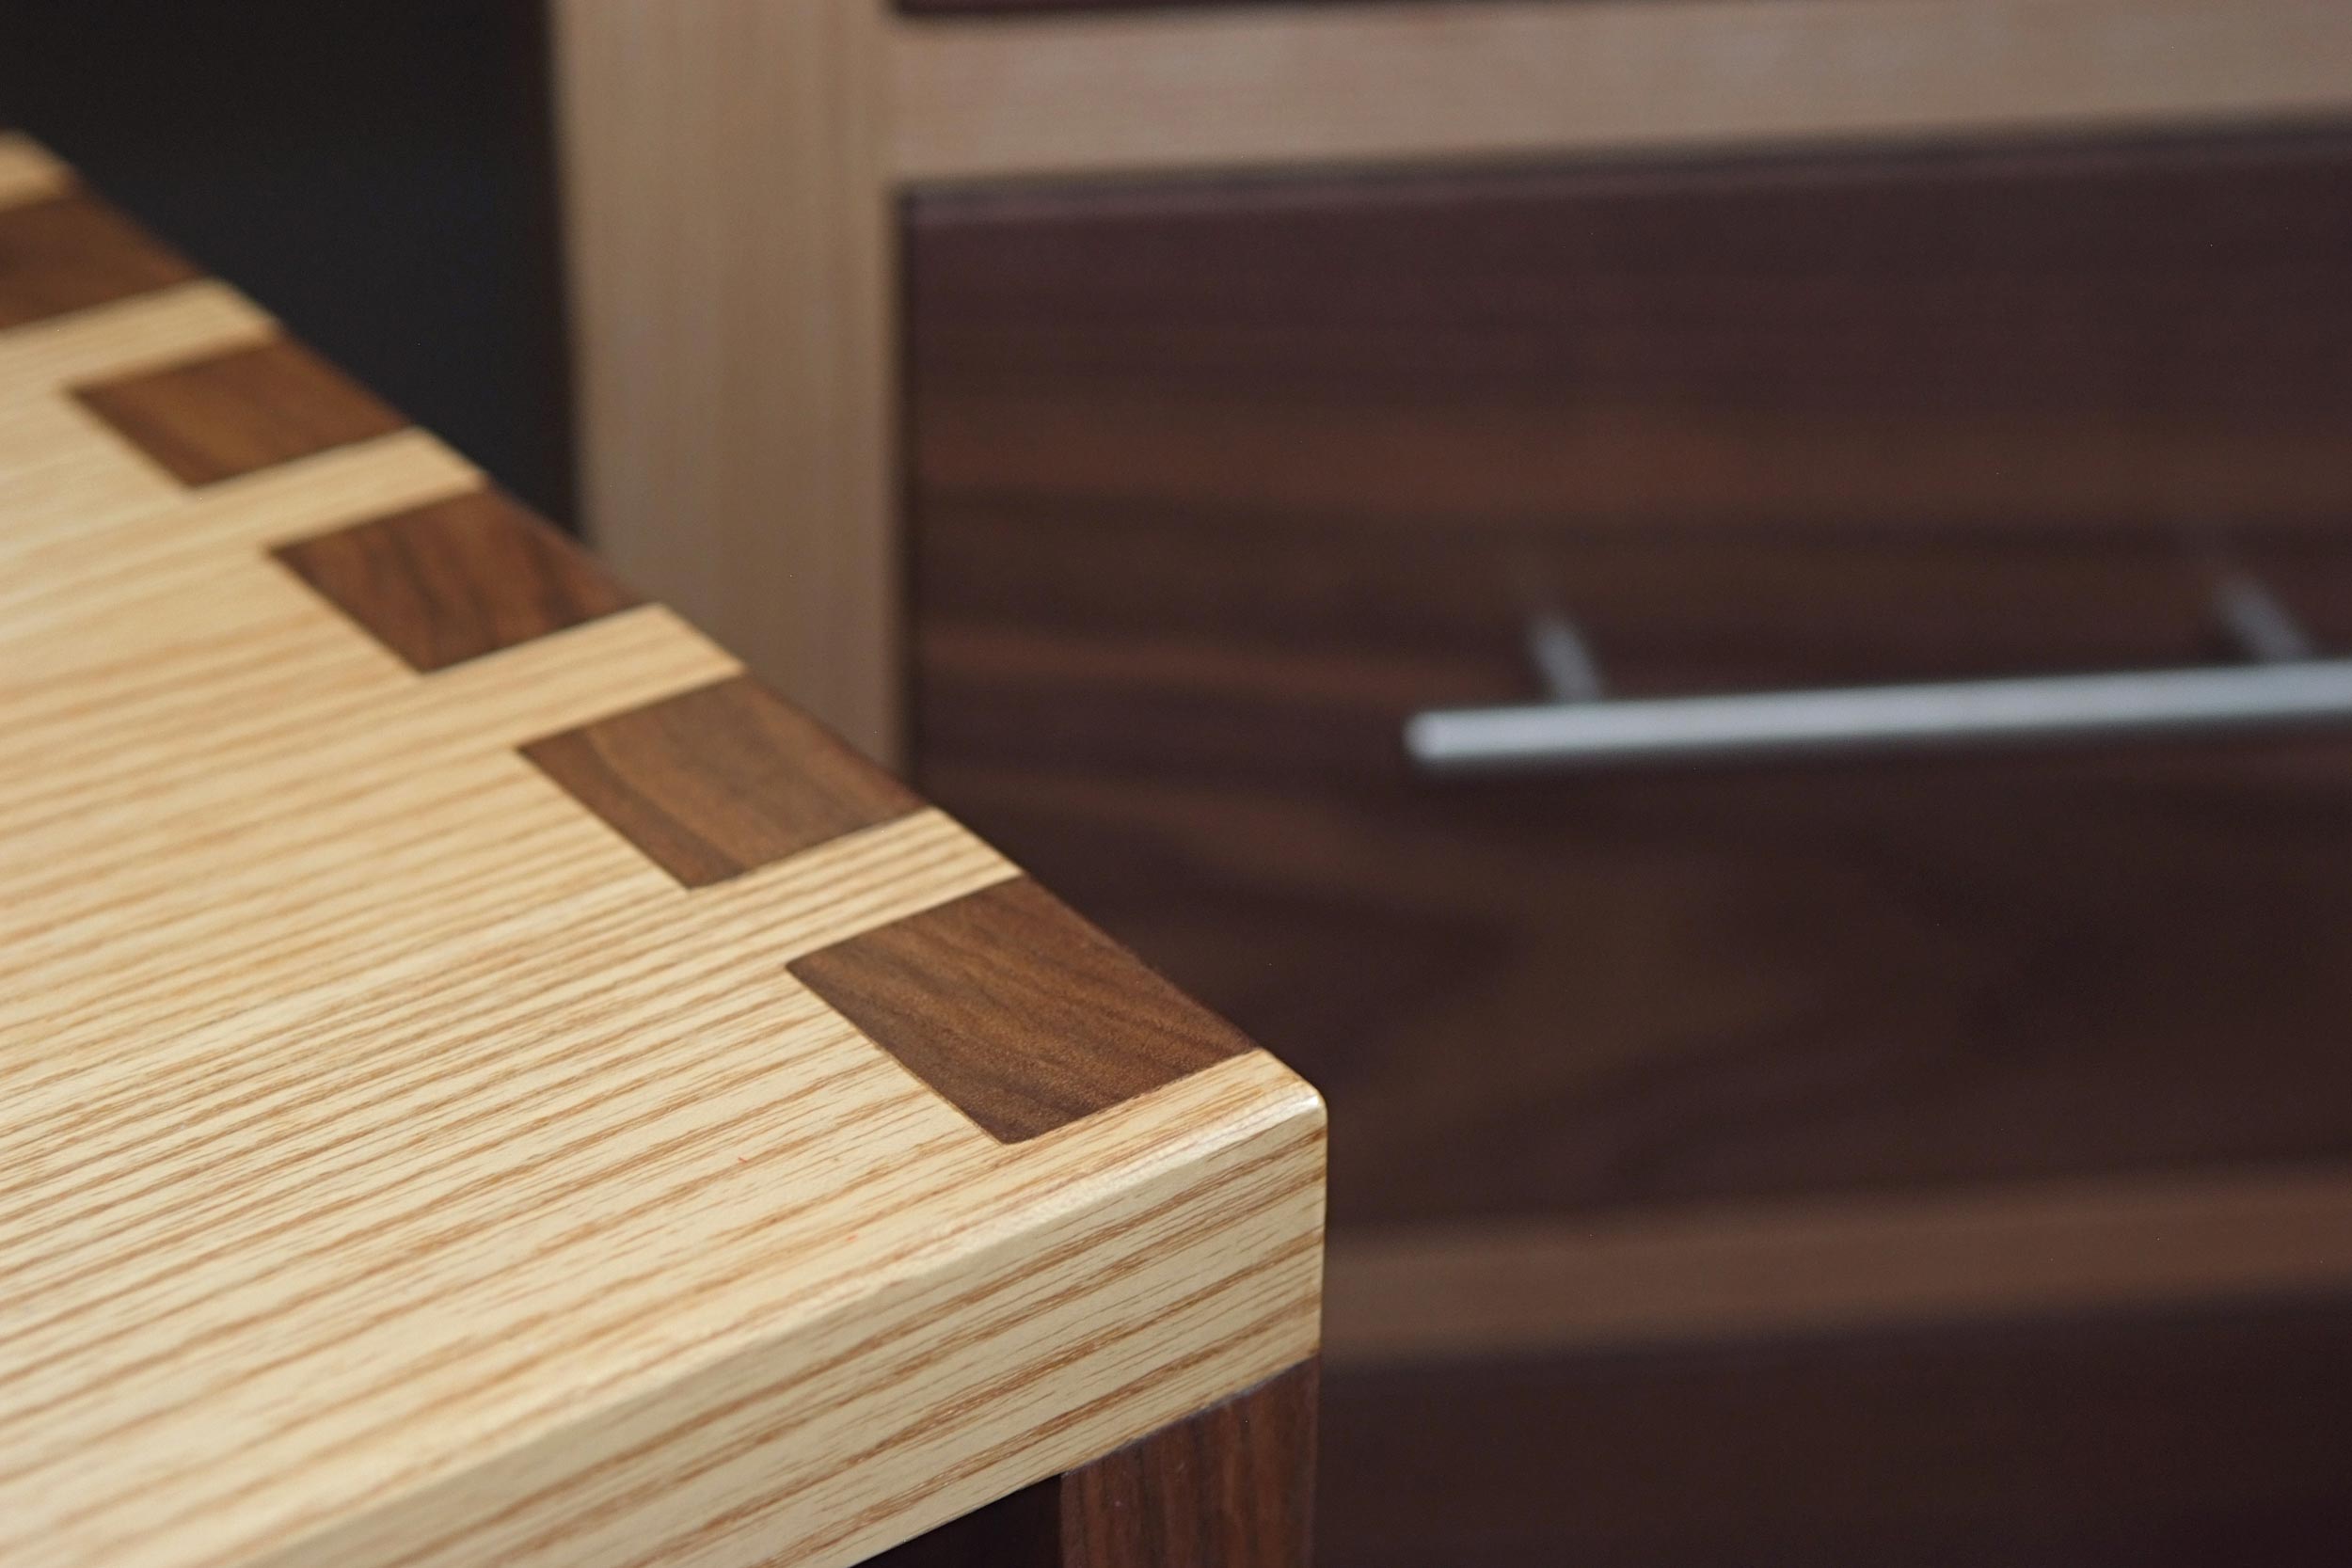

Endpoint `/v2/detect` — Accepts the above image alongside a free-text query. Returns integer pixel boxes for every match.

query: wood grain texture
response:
[889,0,2352,182]
[73,339,408,484]
[910,133,2352,536]
[904,126,2352,1567]
[866,1359,1316,1568]
[909,132,2352,1231]
[790,878,1257,1143]
[0,189,198,331]
[1323,1168,2352,1362]
[523,673,921,887]
[1318,1304,2352,1568]
[274,488,640,672]
[0,142,1325,1568]
[553,0,2352,769]
[552,0,901,763]
[1060,1357,1315,1568]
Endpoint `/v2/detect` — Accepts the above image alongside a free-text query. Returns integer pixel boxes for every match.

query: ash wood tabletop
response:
[0,133,1324,1568]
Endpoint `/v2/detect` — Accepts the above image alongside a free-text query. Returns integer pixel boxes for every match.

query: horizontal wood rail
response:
[891,0,2352,184]
[1323,1166,2352,1364]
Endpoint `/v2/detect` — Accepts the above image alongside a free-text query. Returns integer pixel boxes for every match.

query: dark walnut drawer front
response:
[905,132,2352,1561]
[1318,1303,2352,1568]
[914,529,2352,1227]
[908,130,2352,1228]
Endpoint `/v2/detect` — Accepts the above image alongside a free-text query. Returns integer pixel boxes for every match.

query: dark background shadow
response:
[0,0,574,520]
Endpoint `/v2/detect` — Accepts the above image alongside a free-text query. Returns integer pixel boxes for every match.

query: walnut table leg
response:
[870,1359,1319,1568]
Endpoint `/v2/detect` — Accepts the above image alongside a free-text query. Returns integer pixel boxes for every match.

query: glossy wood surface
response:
[904,129,2352,1563]
[911,133,2352,536]
[0,135,1324,1568]
[1321,1168,2352,1362]
[908,131,2352,1229]
[1319,1305,2352,1566]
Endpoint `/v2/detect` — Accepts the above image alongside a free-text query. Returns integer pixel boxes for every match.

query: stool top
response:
[0,135,1322,1568]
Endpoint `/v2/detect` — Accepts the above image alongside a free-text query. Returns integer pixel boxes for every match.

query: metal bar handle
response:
[1406,588,2350,777]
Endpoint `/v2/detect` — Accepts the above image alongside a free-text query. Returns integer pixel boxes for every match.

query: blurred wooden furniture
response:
[0,134,1322,1568]
[906,132,2352,1565]
[553,5,2352,1562]
[552,0,2352,767]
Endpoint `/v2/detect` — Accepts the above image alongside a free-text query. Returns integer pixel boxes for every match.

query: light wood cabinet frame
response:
[551,0,2352,767]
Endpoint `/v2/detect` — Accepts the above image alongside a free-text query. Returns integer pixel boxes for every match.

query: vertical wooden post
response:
[549,0,901,766]
[1062,1359,1319,1568]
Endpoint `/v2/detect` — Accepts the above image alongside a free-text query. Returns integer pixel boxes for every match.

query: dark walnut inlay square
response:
[275,489,639,672]
[0,189,199,330]
[789,878,1256,1142]
[72,338,406,484]
[522,675,920,887]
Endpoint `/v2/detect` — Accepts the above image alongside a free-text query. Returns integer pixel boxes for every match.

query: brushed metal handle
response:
[1406,580,2350,777]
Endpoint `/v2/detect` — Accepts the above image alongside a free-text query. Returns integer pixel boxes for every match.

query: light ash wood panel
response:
[892,0,2352,183]
[552,0,902,765]
[0,148,1323,1568]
